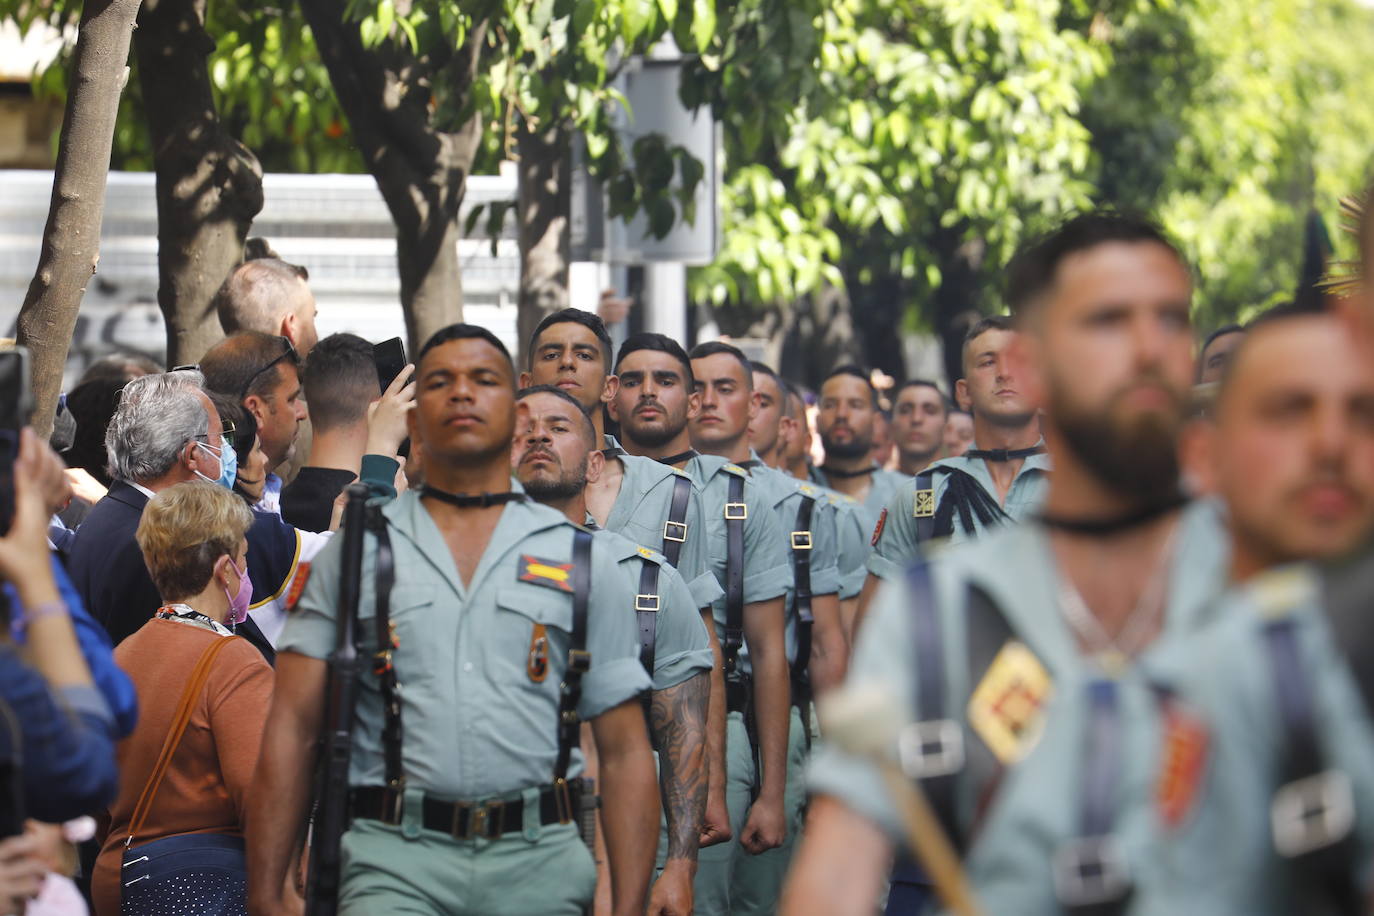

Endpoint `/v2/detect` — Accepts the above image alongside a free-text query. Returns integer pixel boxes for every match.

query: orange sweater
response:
[92,619,274,915]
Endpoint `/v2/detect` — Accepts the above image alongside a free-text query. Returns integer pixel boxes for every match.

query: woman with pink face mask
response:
[90,482,273,915]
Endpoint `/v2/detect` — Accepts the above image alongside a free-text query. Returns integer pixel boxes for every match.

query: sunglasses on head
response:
[239,336,298,401]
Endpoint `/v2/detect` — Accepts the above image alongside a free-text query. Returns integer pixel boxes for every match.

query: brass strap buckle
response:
[554,779,574,824]
[662,520,688,543]
[725,502,748,520]
[790,531,813,550]
[634,593,660,612]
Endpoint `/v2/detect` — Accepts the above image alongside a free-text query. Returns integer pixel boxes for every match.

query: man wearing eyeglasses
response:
[200,331,309,514]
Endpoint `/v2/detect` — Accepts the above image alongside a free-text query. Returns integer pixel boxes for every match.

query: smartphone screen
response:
[372,338,407,394]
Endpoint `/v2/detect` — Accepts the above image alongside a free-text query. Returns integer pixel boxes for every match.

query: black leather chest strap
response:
[662,474,691,567]
[555,528,594,783]
[636,558,661,676]
[791,494,816,679]
[723,474,746,678]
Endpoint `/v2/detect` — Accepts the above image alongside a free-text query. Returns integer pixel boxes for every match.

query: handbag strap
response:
[125,636,236,846]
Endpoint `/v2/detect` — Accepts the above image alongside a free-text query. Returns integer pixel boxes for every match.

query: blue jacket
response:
[6,553,138,738]
[0,645,119,822]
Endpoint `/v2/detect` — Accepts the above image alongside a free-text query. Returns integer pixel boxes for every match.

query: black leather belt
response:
[349,782,582,840]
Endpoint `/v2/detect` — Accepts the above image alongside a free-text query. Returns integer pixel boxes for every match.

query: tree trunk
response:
[135,0,265,367]
[300,0,485,353]
[15,0,143,437]
[929,228,986,392]
[515,121,571,367]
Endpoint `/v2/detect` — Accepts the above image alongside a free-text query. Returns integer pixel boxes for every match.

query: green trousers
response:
[338,802,594,915]
[692,706,807,915]
[731,705,808,915]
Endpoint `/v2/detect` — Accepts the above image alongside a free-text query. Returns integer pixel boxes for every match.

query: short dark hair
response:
[1200,323,1245,354]
[418,324,514,374]
[895,379,949,414]
[517,384,597,446]
[1005,211,1185,315]
[615,333,695,388]
[206,391,258,489]
[821,364,877,406]
[689,341,754,389]
[528,308,613,368]
[303,333,380,431]
[200,331,300,402]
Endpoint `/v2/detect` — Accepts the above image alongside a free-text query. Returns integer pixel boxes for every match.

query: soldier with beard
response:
[809,366,907,535]
[607,333,793,916]
[514,385,714,916]
[781,212,1232,915]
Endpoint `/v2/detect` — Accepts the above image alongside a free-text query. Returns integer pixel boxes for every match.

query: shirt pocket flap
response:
[496,587,573,633]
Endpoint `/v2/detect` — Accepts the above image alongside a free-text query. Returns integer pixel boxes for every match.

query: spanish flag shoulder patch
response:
[518,554,576,593]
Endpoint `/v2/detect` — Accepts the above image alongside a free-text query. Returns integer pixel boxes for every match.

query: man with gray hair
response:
[66,371,274,657]
[214,257,320,358]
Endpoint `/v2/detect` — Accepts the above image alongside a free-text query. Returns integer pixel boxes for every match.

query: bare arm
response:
[592,698,660,916]
[700,609,732,847]
[850,572,883,640]
[247,652,327,916]
[807,592,848,694]
[647,670,709,914]
[740,596,790,854]
[779,796,892,916]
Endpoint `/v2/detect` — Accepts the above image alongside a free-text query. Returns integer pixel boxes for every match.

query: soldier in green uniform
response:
[782,212,1234,915]
[513,383,715,915]
[685,343,847,914]
[521,309,730,845]
[245,325,658,916]
[808,365,908,535]
[1158,301,1374,913]
[857,317,1051,630]
[768,381,871,639]
[607,332,793,916]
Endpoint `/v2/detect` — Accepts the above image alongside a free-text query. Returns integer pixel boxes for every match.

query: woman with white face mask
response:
[90,482,272,916]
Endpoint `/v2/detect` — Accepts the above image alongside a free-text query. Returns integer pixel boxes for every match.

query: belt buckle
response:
[634,593,660,612]
[554,779,574,824]
[790,531,813,550]
[725,502,748,520]
[662,520,687,543]
[897,719,965,779]
[450,802,471,840]
[1053,835,1131,907]
[1271,769,1354,857]
[470,799,503,840]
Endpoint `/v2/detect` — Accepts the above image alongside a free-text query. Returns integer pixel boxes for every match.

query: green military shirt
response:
[808,464,907,538]
[742,456,841,669]
[809,501,1231,914]
[867,448,1051,581]
[278,486,651,800]
[685,455,791,647]
[824,491,870,600]
[591,527,714,692]
[601,435,723,611]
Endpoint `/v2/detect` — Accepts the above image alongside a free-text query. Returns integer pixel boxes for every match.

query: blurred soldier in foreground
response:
[782,212,1232,915]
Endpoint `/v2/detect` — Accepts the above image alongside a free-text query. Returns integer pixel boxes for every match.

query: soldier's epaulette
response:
[670,466,692,479]
[798,483,818,497]
[721,463,749,478]
[633,544,668,565]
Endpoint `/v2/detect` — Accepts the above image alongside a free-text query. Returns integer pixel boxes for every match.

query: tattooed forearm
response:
[650,670,710,862]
